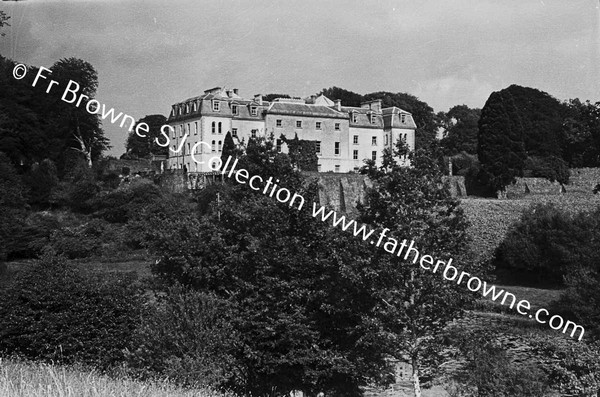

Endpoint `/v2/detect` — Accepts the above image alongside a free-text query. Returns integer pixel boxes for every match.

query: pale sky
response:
[1,0,599,156]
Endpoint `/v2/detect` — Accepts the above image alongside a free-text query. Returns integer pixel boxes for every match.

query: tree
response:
[23,159,59,207]
[319,86,362,107]
[125,114,168,158]
[439,105,481,156]
[478,85,569,192]
[263,93,291,102]
[220,130,238,166]
[0,152,27,262]
[141,137,391,396]
[358,140,475,397]
[50,58,110,167]
[562,99,600,167]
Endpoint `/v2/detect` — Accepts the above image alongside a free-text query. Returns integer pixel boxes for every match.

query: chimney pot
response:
[334,99,341,111]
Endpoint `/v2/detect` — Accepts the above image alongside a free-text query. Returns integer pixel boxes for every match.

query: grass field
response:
[0,359,230,397]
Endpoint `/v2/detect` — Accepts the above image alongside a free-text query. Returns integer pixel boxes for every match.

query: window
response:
[372,136,377,146]
[251,129,257,138]
[251,106,258,116]
[194,122,198,135]
[335,123,340,131]
[385,135,388,145]
[193,102,197,112]
[172,126,176,139]
[318,164,322,172]
[316,121,322,130]
[296,120,302,128]
[185,104,189,114]
[213,101,220,112]
[276,139,282,152]
[232,104,238,115]
[212,140,216,152]
[232,128,238,137]
[218,141,222,152]
[316,141,321,154]
[218,122,222,134]
[352,112,358,123]
[334,142,340,155]
[276,119,282,127]
[180,125,184,137]
[370,113,376,124]
[372,151,377,161]
[353,135,358,145]
[187,123,191,136]
[187,143,190,153]
[335,165,340,173]
[212,161,218,169]
[212,122,216,134]
[401,114,406,123]
[353,150,358,160]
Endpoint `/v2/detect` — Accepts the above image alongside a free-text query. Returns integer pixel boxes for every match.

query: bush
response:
[524,155,570,184]
[0,250,143,368]
[92,180,163,223]
[449,330,549,397]
[23,159,59,207]
[494,203,600,286]
[127,285,242,389]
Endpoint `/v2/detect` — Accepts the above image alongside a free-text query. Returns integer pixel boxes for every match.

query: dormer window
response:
[193,102,197,112]
[401,114,406,123]
[213,101,220,112]
[185,103,190,114]
[251,106,258,116]
[352,112,358,123]
[370,113,376,124]
[232,104,239,116]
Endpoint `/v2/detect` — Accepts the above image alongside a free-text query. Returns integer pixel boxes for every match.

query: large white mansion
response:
[166,87,416,173]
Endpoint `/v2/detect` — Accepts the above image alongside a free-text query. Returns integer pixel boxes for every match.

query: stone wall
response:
[105,158,164,175]
[303,172,372,216]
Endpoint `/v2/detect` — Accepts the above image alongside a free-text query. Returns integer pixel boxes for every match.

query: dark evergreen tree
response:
[478,85,569,192]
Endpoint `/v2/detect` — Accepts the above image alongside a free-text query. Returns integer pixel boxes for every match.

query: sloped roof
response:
[267,102,347,118]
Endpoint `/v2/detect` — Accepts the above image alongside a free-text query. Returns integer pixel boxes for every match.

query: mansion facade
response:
[166,87,416,173]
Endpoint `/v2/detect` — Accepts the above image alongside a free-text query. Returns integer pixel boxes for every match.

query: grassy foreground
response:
[0,359,230,397]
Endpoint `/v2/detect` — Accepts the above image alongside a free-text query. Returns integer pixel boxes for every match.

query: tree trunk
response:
[411,355,422,397]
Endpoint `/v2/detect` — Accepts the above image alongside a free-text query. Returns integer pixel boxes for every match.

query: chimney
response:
[233,88,239,95]
[334,99,341,111]
[254,94,263,105]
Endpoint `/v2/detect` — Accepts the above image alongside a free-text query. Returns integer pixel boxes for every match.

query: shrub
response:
[524,155,570,184]
[92,180,163,223]
[127,285,242,389]
[449,330,549,397]
[494,203,600,286]
[23,159,60,207]
[0,250,143,368]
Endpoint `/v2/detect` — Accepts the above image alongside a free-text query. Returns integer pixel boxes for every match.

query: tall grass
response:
[0,359,232,397]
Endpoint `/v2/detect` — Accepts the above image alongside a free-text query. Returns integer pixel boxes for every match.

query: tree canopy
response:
[125,114,168,158]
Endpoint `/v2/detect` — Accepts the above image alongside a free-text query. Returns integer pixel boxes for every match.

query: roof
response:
[267,102,347,119]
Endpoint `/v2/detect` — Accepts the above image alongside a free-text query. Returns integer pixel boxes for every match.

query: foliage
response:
[358,139,476,395]
[0,152,27,261]
[0,250,143,369]
[494,203,600,286]
[562,99,600,167]
[62,159,101,212]
[125,114,168,158]
[220,131,239,167]
[281,133,318,171]
[91,180,163,223]
[523,155,570,184]
[0,55,108,173]
[23,159,59,207]
[439,105,481,156]
[127,285,243,389]
[140,137,391,397]
[448,330,549,397]
[319,86,362,107]
[478,85,568,192]
[262,93,291,102]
